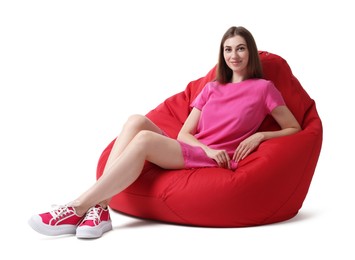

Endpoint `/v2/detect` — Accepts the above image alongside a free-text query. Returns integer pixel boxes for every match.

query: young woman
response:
[28,26,301,239]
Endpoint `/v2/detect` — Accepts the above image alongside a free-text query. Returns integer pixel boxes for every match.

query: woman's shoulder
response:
[206,80,219,87]
[202,80,220,92]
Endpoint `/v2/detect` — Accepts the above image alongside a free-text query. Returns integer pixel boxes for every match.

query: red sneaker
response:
[28,205,84,236]
[76,204,112,239]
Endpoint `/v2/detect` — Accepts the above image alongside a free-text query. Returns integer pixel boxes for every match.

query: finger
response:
[234,147,243,162]
[217,153,229,169]
[216,155,224,168]
[240,150,248,160]
[237,146,248,161]
[221,154,228,168]
[234,143,246,161]
[240,146,254,160]
[232,148,239,161]
[218,152,228,167]
[225,152,231,169]
[232,151,237,161]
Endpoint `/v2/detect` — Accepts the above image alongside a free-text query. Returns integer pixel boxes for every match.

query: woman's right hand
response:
[205,148,231,169]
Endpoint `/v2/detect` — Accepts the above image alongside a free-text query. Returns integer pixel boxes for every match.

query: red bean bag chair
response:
[96,51,323,227]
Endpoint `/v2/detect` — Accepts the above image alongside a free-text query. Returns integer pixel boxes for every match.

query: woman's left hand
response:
[233,133,264,162]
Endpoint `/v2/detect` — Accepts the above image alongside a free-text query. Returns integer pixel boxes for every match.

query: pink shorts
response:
[177,141,238,170]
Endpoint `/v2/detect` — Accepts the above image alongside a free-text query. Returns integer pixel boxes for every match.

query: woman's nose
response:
[231,51,239,59]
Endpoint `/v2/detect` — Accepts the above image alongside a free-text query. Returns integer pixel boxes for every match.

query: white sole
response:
[28,215,77,236]
[76,220,113,239]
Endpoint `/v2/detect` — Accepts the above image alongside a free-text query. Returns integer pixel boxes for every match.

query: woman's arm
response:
[233,105,302,162]
[178,107,232,169]
[177,107,209,150]
[261,105,302,140]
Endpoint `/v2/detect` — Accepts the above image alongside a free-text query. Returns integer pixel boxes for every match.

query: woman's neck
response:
[231,74,246,83]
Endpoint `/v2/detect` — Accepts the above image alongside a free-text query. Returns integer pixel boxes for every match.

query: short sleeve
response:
[265,81,286,113]
[191,82,212,110]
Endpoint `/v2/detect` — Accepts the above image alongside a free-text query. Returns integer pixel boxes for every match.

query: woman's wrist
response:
[255,132,266,142]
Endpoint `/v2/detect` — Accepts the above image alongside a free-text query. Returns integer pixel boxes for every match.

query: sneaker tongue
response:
[85,206,100,220]
[51,205,69,218]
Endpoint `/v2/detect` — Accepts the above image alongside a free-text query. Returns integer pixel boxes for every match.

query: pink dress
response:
[179,78,285,170]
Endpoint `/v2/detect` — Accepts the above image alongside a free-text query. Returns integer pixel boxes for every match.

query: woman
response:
[28,26,301,239]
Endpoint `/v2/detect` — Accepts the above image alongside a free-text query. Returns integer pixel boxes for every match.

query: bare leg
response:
[94,114,164,208]
[72,130,185,216]
[104,114,164,171]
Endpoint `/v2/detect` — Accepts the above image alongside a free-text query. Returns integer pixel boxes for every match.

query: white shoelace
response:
[83,206,100,221]
[49,204,71,220]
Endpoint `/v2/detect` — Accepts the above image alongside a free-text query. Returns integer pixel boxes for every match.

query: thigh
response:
[141,131,185,170]
[127,114,164,135]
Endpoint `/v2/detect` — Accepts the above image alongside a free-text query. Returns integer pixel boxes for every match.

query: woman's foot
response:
[76,204,112,239]
[28,205,85,236]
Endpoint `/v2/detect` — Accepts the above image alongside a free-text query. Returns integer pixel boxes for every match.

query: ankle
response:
[99,202,109,209]
[68,200,88,217]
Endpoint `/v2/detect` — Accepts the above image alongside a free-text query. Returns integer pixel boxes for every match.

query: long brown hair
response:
[216,26,263,84]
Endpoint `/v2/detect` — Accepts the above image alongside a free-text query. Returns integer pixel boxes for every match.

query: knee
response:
[133,130,155,148]
[124,114,149,131]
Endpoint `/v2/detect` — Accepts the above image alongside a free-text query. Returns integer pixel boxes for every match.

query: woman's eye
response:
[237,47,245,52]
[225,48,232,52]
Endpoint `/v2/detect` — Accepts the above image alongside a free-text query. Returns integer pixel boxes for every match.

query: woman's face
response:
[223,35,249,77]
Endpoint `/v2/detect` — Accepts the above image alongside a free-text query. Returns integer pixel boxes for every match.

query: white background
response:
[1,0,354,259]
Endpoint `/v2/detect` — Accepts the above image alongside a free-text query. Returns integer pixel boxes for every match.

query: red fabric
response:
[96,51,323,227]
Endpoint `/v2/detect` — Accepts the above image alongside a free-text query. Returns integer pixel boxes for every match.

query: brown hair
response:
[216,26,263,84]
